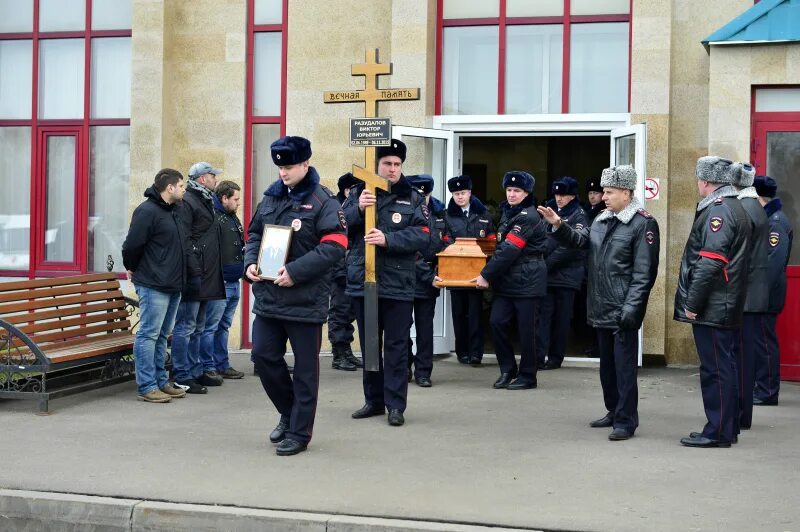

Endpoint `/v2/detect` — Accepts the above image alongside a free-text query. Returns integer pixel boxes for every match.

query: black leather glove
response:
[618,311,637,331]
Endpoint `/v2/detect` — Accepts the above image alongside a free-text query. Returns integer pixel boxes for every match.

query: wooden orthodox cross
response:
[324,48,420,372]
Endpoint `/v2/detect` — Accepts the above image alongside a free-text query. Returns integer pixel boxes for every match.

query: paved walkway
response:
[1,353,798,532]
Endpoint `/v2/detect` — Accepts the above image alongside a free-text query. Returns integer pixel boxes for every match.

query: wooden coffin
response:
[434,238,488,288]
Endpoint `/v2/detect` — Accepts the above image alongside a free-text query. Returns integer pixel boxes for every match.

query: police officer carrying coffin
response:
[753,175,793,406]
[244,136,348,456]
[406,174,451,387]
[474,171,547,391]
[675,156,750,449]
[538,165,660,441]
[344,139,430,427]
[444,175,496,366]
[537,176,588,370]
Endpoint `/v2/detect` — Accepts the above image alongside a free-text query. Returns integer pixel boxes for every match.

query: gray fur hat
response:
[696,156,735,184]
[599,165,637,191]
[731,162,755,187]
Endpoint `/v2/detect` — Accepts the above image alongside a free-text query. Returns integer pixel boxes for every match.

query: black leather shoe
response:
[690,431,737,444]
[197,372,223,387]
[276,438,307,456]
[469,356,482,366]
[507,376,537,390]
[608,428,633,441]
[541,360,562,370]
[752,397,778,406]
[345,348,364,368]
[269,416,289,443]
[352,403,385,419]
[387,409,404,426]
[590,413,614,428]
[457,355,470,364]
[332,356,358,371]
[415,376,432,388]
[175,379,207,394]
[680,435,731,448]
[493,371,517,389]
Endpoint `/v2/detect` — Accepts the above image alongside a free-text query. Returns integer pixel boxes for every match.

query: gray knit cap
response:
[599,165,637,191]
[731,162,755,187]
[696,156,735,184]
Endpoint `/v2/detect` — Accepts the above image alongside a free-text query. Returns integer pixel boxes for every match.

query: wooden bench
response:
[0,273,139,413]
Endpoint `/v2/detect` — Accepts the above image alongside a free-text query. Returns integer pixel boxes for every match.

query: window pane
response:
[615,134,635,166]
[442,26,498,115]
[0,0,33,32]
[89,126,129,273]
[254,0,282,24]
[0,40,32,119]
[45,136,76,263]
[766,131,800,265]
[91,37,132,118]
[569,23,628,113]
[92,0,132,30]
[39,39,84,119]
[571,0,629,15]
[39,0,85,32]
[756,88,800,112]
[253,32,282,116]
[443,0,499,18]
[506,25,562,114]
[507,0,563,17]
[0,127,32,271]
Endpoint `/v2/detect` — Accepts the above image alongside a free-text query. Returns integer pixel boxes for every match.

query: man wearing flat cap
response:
[343,138,430,427]
[244,135,348,456]
[444,175,496,366]
[752,175,793,406]
[674,156,750,448]
[538,165,660,441]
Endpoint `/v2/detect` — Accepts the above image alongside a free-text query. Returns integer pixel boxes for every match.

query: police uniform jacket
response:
[738,188,770,313]
[178,184,225,301]
[544,198,587,290]
[584,202,605,226]
[342,176,430,302]
[331,192,349,282]
[764,198,793,314]
[244,167,347,323]
[554,197,659,330]
[674,185,751,328]
[445,196,496,242]
[414,197,451,300]
[481,194,547,298]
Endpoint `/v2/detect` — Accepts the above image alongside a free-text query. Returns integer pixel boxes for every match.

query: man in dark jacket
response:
[577,176,604,357]
[344,139,430,427]
[537,177,587,370]
[753,175,793,406]
[407,174,451,387]
[200,180,246,380]
[539,165,660,441]
[444,175,495,366]
[476,171,548,391]
[171,162,227,394]
[674,156,751,449]
[122,169,189,403]
[245,136,347,456]
[584,177,605,225]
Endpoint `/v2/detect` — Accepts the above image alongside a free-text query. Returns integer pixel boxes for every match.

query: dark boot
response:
[342,344,363,368]
[332,344,357,371]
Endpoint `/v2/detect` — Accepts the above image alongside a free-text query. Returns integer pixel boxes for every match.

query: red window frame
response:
[434,0,633,115]
[241,0,288,347]
[0,0,132,278]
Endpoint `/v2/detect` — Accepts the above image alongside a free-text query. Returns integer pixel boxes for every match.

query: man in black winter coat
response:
[583,177,605,225]
[245,136,347,456]
[122,169,189,403]
[539,165,660,441]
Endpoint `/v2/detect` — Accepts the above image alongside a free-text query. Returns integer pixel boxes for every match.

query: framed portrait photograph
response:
[256,225,293,280]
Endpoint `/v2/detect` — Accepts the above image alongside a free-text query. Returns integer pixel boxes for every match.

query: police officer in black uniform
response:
[475,171,547,391]
[577,176,604,356]
[406,174,451,387]
[344,139,430,427]
[675,156,750,449]
[328,172,362,371]
[537,177,588,370]
[444,175,495,365]
[245,136,347,456]
[539,165,660,441]
[584,177,605,225]
[753,175,793,405]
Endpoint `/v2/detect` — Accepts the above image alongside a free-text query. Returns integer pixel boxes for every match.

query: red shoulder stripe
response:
[506,233,526,248]
[698,250,729,282]
[320,233,348,249]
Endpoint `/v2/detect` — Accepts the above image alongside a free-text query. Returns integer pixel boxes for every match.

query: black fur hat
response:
[376,138,407,162]
[337,172,358,193]
[754,175,777,198]
[271,136,312,166]
[408,174,434,195]
[587,177,603,193]
[502,171,535,193]
[448,175,472,193]
[552,176,578,196]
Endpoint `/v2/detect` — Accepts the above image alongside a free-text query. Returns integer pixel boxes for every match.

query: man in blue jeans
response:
[201,180,246,379]
[122,169,189,403]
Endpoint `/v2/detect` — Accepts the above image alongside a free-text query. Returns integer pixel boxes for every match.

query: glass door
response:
[392,125,456,354]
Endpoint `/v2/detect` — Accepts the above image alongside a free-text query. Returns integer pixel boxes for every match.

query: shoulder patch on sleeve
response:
[637,208,653,219]
[338,210,347,231]
[769,232,780,247]
[646,230,656,245]
[709,216,723,232]
[421,203,430,221]
[574,223,584,231]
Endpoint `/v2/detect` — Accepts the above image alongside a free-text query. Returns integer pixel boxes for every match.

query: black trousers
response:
[736,313,762,429]
[536,287,577,367]
[692,324,738,444]
[407,297,437,379]
[251,316,322,445]
[353,297,413,412]
[490,296,540,379]
[753,313,780,403]
[597,328,639,432]
[327,277,355,345]
[449,289,484,360]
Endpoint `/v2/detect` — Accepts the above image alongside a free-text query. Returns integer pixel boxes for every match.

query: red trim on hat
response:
[506,233,526,248]
[699,250,729,282]
[321,233,348,249]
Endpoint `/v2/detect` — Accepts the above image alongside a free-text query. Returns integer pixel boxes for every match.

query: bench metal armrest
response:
[0,318,50,373]
[123,297,141,332]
